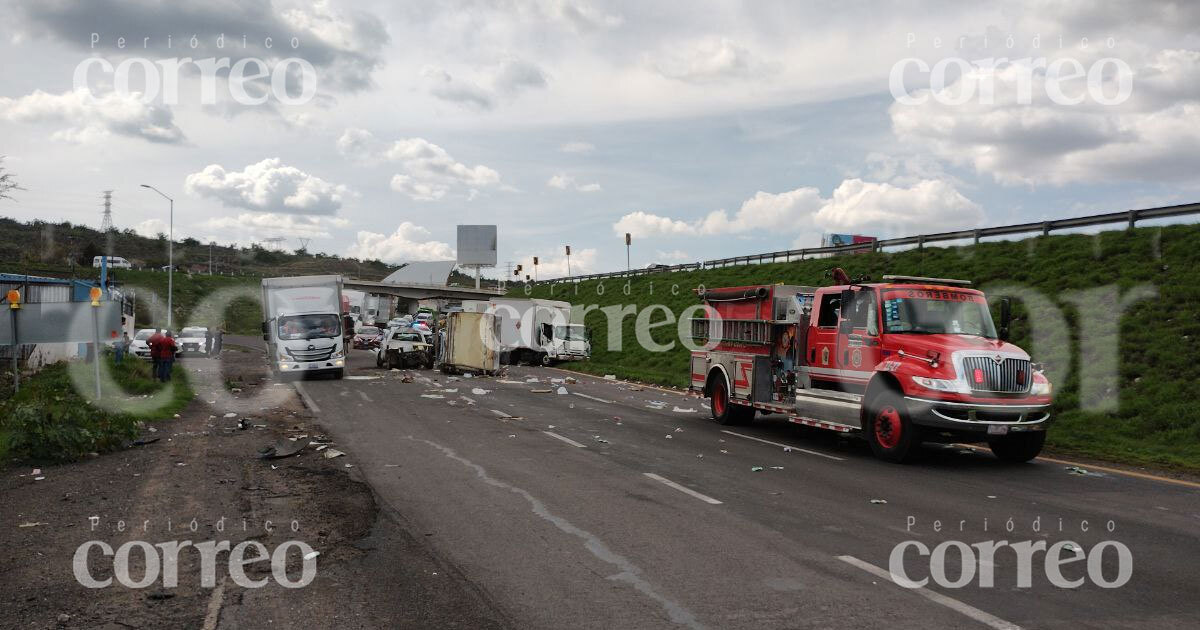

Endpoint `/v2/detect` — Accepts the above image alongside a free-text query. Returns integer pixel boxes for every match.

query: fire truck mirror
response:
[838,319,853,335]
[998,297,1013,341]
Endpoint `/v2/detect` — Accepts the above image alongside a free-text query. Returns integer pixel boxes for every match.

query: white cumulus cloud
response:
[547,173,601,192]
[347,222,456,263]
[614,178,982,245]
[185,159,348,215]
[0,88,184,144]
[337,129,502,201]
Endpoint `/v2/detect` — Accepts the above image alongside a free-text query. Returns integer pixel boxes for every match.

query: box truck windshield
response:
[278,314,341,340]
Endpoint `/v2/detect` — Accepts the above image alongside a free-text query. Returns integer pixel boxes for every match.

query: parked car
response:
[177,326,209,355]
[353,327,384,350]
[129,328,158,359]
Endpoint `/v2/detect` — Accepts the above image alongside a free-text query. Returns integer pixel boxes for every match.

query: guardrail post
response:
[917,235,925,251]
[973,229,981,245]
[1128,209,1137,229]
[1042,221,1051,236]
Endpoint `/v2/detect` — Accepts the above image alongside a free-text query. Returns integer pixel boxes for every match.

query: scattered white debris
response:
[525,377,540,383]
[672,407,696,413]
[869,499,888,504]
[604,374,616,380]
[674,427,683,433]
[783,447,792,453]
[664,435,673,439]
[441,388,459,393]
[550,378,565,384]
[420,394,445,399]
[344,375,379,380]
[556,387,568,395]
[303,550,320,561]
[471,387,491,395]
[223,413,237,418]
[323,449,346,459]
[564,377,578,384]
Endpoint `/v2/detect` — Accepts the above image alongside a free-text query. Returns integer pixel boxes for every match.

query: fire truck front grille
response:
[286,346,335,362]
[961,356,1032,394]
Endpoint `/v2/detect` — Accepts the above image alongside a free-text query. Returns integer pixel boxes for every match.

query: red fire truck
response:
[688,271,1053,463]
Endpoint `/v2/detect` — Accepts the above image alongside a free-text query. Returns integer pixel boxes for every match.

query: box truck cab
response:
[463,298,590,366]
[261,275,346,379]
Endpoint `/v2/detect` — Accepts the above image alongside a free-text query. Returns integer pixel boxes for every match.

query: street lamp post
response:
[140,184,174,330]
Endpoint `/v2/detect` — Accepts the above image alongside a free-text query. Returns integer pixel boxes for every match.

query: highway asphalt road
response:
[293,349,1200,630]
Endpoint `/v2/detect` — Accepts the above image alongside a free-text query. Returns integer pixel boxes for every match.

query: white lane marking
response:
[358,390,373,402]
[543,431,587,448]
[837,555,1021,630]
[413,437,702,628]
[573,392,613,404]
[643,473,723,505]
[720,430,845,461]
[293,382,321,414]
[201,576,226,630]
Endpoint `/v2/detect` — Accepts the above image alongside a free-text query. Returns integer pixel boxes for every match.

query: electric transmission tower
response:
[262,236,286,251]
[297,237,311,252]
[100,190,114,231]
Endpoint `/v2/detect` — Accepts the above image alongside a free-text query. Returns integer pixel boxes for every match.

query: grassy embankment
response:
[518,224,1200,471]
[0,353,192,463]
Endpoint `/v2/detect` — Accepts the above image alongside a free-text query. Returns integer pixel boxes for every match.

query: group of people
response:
[146,329,177,382]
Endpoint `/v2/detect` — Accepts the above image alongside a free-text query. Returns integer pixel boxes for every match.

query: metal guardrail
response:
[539,201,1200,284]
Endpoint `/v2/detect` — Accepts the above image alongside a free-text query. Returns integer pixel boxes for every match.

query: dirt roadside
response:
[0,341,509,629]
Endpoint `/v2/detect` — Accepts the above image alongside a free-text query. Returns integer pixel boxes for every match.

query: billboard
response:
[456,225,497,266]
[823,233,877,254]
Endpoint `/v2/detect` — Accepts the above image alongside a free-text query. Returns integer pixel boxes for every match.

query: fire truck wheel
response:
[866,391,919,463]
[709,376,751,425]
[987,431,1045,463]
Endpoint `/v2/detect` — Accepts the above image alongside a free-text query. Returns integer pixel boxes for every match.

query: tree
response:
[182,237,200,246]
[0,156,22,201]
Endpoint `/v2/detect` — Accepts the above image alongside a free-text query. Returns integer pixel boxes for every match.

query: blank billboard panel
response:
[457,225,497,266]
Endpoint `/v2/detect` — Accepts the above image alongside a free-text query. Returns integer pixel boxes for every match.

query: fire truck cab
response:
[689,274,1053,463]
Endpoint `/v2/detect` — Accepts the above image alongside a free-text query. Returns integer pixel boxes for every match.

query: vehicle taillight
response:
[973,368,984,384]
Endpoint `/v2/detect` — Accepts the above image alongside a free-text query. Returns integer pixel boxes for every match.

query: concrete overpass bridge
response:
[341,278,504,318]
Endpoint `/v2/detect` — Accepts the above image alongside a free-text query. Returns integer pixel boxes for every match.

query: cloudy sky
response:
[1,0,1198,278]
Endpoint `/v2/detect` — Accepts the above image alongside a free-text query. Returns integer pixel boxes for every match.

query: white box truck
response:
[462,298,590,366]
[261,275,347,379]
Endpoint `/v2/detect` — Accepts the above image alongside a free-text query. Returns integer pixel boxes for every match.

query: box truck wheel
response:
[539,352,552,367]
[987,431,1045,463]
[866,391,919,463]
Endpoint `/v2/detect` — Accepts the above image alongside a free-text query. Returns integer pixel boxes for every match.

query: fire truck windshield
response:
[882,294,998,338]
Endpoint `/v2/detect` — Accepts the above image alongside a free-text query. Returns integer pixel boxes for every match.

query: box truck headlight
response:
[333,349,345,359]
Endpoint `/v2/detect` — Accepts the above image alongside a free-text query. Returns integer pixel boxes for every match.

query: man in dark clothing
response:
[158,332,178,382]
[148,329,165,380]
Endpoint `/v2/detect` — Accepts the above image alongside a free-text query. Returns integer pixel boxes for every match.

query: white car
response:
[376,326,432,368]
[177,326,209,355]
[129,328,157,359]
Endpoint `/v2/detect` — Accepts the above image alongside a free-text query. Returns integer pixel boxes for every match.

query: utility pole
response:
[140,185,173,330]
[532,256,538,282]
[625,232,631,275]
[209,241,214,275]
[565,245,572,279]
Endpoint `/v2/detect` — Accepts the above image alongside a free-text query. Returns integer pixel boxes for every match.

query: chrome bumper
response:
[904,396,1051,432]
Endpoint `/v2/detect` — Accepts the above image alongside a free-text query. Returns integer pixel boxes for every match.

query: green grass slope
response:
[517,224,1200,471]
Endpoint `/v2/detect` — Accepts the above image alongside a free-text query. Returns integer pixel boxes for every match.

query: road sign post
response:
[8,289,19,393]
[90,287,102,400]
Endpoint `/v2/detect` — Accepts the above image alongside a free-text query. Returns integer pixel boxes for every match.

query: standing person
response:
[158,331,178,382]
[115,331,130,364]
[212,326,224,357]
[148,328,165,380]
[204,327,213,355]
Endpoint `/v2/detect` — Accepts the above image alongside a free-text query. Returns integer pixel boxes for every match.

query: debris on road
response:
[258,440,306,459]
[420,394,445,399]
[770,466,784,470]
[673,427,683,433]
[664,435,673,439]
[304,550,321,561]
[223,412,237,418]
[556,387,568,395]
[18,522,46,528]
[564,377,578,384]
[646,401,667,410]
[751,466,763,472]
[130,437,161,447]
[400,375,414,383]
[672,407,696,413]
[323,449,346,459]
[530,389,552,393]
[604,374,616,380]
[344,375,379,380]
[526,377,540,383]
[783,446,792,452]
[594,437,609,444]
[1065,465,1089,475]
[869,499,888,504]
[471,387,491,395]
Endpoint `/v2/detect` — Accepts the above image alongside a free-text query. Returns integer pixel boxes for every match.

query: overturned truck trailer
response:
[441,311,502,375]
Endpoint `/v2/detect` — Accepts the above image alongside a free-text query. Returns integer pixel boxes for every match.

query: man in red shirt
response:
[147,329,165,380]
[158,331,178,382]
